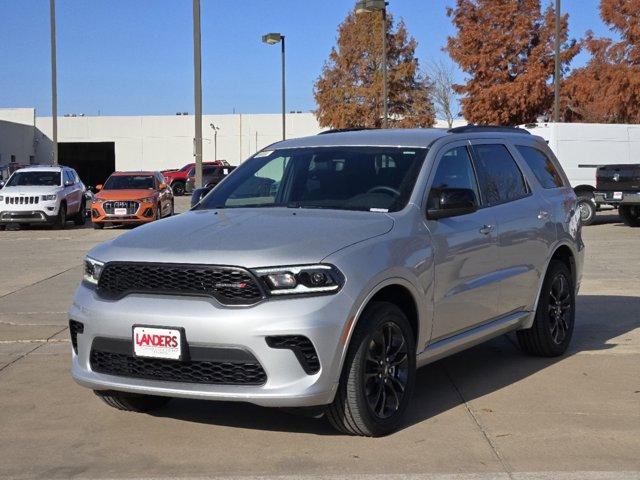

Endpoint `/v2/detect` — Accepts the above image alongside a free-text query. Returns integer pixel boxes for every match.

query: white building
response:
[0,107,461,186]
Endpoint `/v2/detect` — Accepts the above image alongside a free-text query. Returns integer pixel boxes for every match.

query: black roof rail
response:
[317,127,374,135]
[448,125,531,135]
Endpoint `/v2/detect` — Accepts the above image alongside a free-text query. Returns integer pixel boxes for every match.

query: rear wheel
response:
[326,302,415,436]
[172,181,185,196]
[94,390,170,412]
[54,203,67,229]
[517,260,575,357]
[577,194,596,226]
[74,202,86,226]
[619,205,640,227]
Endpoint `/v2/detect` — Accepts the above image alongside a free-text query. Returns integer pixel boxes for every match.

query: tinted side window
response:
[516,145,564,189]
[428,146,480,210]
[472,144,528,206]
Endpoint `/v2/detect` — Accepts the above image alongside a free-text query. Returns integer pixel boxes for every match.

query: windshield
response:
[6,171,61,187]
[198,147,427,212]
[103,175,155,190]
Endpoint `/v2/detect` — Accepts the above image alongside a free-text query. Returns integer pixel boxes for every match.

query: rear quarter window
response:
[516,145,565,189]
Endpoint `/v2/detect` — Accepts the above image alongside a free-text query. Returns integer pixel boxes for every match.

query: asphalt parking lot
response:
[0,198,638,479]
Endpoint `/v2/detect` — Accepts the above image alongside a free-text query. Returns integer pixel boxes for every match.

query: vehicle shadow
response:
[590,212,621,226]
[151,294,640,436]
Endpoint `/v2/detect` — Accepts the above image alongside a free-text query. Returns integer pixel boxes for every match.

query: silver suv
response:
[0,165,86,228]
[70,127,584,436]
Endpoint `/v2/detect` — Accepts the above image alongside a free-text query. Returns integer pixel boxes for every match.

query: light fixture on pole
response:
[261,32,286,140]
[356,0,389,129]
[209,123,220,161]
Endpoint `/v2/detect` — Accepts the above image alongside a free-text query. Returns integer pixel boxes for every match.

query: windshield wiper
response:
[286,202,371,212]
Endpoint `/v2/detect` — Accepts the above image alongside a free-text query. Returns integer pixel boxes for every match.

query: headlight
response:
[84,257,104,285]
[253,264,343,296]
[41,194,57,201]
[93,198,105,204]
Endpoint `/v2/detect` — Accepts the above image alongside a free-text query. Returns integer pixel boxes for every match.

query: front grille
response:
[97,262,265,305]
[266,335,320,374]
[90,339,267,385]
[5,196,39,205]
[103,201,139,215]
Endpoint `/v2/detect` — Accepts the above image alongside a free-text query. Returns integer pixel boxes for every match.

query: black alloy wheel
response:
[548,273,572,345]
[364,322,409,419]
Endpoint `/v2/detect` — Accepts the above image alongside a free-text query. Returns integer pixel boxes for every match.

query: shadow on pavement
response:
[150,294,640,435]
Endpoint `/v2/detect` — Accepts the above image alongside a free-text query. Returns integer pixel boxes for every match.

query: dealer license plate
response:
[133,326,182,360]
[613,191,623,200]
[114,207,128,216]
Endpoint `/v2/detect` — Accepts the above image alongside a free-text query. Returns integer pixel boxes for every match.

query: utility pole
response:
[280,36,286,140]
[381,7,388,128]
[193,0,203,188]
[554,0,561,123]
[50,0,58,165]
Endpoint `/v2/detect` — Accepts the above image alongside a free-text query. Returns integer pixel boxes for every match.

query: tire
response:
[169,200,175,216]
[74,202,86,226]
[93,221,104,229]
[517,260,575,357]
[618,205,640,227]
[54,203,67,229]
[326,301,416,437]
[94,390,170,412]
[577,195,596,226]
[172,181,185,196]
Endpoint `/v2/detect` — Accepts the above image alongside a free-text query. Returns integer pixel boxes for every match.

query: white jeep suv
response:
[0,165,86,229]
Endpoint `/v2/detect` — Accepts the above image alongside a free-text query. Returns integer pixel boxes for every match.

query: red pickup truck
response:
[161,161,228,195]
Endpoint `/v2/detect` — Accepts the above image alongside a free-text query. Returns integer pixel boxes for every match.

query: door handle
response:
[479,224,494,235]
[537,210,550,220]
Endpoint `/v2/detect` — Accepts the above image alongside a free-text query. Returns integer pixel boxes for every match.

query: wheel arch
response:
[521,243,576,330]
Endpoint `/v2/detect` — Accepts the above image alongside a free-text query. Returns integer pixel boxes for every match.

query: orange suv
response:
[91,171,174,229]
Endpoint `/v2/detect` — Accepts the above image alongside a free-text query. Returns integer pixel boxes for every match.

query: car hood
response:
[95,189,157,201]
[0,185,62,195]
[89,208,394,267]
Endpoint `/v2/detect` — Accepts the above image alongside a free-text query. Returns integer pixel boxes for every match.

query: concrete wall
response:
[0,108,36,167]
[1,108,465,173]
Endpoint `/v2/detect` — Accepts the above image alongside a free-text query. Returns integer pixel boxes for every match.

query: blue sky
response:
[0,0,612,117]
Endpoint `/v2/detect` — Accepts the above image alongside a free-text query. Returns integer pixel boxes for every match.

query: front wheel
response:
[517,260,575,357]
[619,205,640,227]
[74,202,86,226]
[326,302,415,436]
[54,203,67,229]
[172,181,185,196]
[94,390,170,412]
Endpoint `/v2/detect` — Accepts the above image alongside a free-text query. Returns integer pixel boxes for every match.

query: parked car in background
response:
[185,165,236,194]
[71,127,583,436]
[162,161,228,196]
[0,165,86,229]
[90,171,174,229]
[522,122,640,225]
[594,163,640,226]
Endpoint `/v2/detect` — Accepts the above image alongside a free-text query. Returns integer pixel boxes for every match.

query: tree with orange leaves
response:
[314,7,435,129]
[564,0,640,123]
[447,0,579,125]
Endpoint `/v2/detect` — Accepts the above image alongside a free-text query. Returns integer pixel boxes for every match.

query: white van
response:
[522,122,640,223]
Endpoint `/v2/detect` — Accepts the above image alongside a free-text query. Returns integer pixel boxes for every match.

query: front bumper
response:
[0,210,56,224]
[69,282,354,407]
[91,201,157,225]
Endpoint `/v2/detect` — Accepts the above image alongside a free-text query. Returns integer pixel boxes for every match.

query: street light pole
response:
[49,0,58,165]
[554,0,561,123]
[193,0,203,188]
[210,123,219,161]
[356,0,389,128]
[261,33,286,140]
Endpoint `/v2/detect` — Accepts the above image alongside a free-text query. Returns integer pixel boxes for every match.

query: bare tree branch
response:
[426,60,457,128]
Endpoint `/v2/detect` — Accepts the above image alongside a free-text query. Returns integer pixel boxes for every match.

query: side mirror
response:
[0,180,5,189]
[159,182,167,190]
[427,188,478,220]
[95,184,103,191]
[191,187,212,208]
[64,180,74,187]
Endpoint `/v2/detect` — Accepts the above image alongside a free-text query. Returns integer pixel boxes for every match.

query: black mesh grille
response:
[97,262,264,305]
[90,349,267,385]
[266,335,320,374]
[103,201,139,215]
